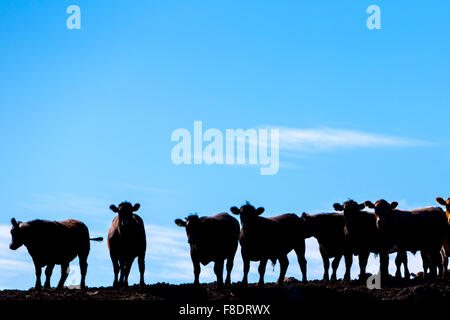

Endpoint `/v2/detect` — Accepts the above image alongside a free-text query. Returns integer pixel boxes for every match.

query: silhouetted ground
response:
[0,277,448,302]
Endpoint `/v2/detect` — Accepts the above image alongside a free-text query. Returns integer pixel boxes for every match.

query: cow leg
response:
[320,248,330,282]
[331,255,342,282]
[214,259,224,289]
[294,245,307,283]
[358,252,369,281]
[442,247,448,278]
[138,254,145,286]
[425,250,437,278]
[123,257,134,287]
[192,257,200,286]
[111,257,120,288]
[343,254,352,281]
[421,250,431,277]
[118,258,126,286]
[402,252,409,279]
[242,256,250,287]
[257,259,268,287]
[57,263,69,289]
[431,249,443,278]
[33,263,42,290]
[225,255,235,286]
[79,255,88,289]
[44,264,54,289]
[436,250,444,278]
[394,251,406,279]
[444,256,449,278]
[277,255,289,286]
[379,252,390,283]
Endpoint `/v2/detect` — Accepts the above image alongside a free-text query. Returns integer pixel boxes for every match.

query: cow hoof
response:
[257,282,264,288]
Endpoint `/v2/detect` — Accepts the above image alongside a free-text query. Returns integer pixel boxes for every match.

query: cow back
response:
[108,214,146,258]
[239,213,303,260]
[391,207,447,251]
[23,219,89,266]
[189,213,239,264]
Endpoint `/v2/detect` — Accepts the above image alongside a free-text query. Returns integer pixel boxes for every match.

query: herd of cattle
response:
[8,198,450,290]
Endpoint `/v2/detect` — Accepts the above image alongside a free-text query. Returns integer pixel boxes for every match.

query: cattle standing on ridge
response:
[435,197,450,276]
[301,212,352,282]
[364,199,447,280]
[333,200,409,280]
[9,218,103,289]
[175,213,240,288]
[230,202,307,287]
[108,202,146,287]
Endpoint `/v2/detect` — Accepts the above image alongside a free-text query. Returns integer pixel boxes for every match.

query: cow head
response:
[364,199,398,232]
[9,218,24,250]
[109,201,140,221]
[175,215,202,245]
[333,200,365,228]
[436,197,450,224]
[300,212,315,238]
[230,202,264,227]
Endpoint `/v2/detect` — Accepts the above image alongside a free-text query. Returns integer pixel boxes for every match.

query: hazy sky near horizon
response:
[1,1,449,289]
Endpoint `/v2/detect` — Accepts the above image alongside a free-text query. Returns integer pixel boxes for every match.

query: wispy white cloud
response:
[277,127,430,152]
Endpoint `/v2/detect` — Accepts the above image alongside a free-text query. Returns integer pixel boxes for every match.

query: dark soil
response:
[0,277,448,302]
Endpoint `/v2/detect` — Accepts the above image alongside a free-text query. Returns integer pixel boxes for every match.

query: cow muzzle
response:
[9,243,20,250]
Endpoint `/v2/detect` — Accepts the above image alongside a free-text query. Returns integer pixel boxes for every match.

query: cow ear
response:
[256,207,265,215]
[11,218,18,227]
[364,201,375,209]
[301,212,309,219]
[358,203,366,210]
[333,203,344,211]
[175,219,186,227]
[109,205,119,213]
[133,203,141,212]
[230,207,240,215]
[436,197,447,206]
[390,201,398,209]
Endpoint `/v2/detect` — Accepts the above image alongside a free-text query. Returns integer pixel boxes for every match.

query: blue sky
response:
[1,1,449,289]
